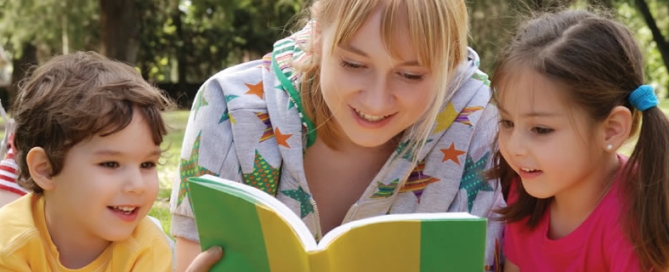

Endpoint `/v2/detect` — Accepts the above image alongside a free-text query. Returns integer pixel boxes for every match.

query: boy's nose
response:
[123,168,146,194]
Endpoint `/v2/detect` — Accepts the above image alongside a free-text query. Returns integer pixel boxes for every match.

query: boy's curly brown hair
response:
[13,51,174,194]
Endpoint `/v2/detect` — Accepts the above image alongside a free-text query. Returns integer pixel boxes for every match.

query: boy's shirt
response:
[0,194,173,271]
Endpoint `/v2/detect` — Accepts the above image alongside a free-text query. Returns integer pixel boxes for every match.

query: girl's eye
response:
[499,119,514,129]
[340,60,364,69]
[141,162,157,169]
[532,127,554,135]
[99,162,119,168]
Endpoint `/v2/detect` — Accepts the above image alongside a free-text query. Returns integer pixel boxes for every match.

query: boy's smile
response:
[108,205,140,222]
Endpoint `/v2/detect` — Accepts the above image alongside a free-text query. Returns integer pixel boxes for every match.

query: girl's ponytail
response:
[624,86,669,271]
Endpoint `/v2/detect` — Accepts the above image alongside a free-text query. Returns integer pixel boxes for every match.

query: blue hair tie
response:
[629,85,658,111]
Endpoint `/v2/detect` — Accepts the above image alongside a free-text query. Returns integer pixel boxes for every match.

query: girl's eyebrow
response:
[497,106,561,118]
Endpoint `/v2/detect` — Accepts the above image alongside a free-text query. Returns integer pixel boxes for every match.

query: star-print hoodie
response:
[170,24,505,271]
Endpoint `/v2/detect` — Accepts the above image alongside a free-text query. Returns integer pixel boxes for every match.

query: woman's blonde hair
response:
[295,0,469,155]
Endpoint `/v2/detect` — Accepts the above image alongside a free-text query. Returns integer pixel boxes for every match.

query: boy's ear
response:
[602,106,632,152]
[26,147,55,191]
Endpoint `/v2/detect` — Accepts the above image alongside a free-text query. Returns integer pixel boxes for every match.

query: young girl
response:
[492,10,669,271]
[172,0,505,271]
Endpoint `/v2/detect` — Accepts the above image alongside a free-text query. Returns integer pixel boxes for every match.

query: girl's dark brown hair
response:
[13,51,174,194]
[490,10,669,270]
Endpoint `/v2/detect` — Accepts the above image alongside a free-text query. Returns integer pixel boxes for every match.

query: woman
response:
[173,0,505,271]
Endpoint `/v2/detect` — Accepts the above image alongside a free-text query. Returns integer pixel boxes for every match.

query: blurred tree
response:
[0,0,98,108]
[468,0,514,74]
[469,0,667,95]
[614,0,669,97]
[99,0,142,63]
[531,0,578,10]
[0,0,665,107]
[634,0,669,95]
[180,0,304,83]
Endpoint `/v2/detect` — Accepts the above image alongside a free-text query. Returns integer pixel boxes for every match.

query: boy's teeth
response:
[113,206,136,212]
[354,109,388,122]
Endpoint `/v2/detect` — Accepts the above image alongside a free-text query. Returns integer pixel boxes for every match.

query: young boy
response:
[0,52,174,271]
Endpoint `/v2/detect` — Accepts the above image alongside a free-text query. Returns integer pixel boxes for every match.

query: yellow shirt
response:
[0,194,173,271]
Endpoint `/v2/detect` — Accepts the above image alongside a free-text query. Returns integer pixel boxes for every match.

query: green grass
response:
[151,110,190,238]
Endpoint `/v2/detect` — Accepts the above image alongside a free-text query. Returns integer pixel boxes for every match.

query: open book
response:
[188,175,487,272]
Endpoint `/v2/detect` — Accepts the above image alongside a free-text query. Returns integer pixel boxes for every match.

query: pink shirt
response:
[503,158,640,271]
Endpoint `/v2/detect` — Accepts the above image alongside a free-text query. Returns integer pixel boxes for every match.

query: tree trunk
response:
[99,0,141,64]
[8,43,37,110]
[170,0,188,106]
[634,0,669,97]
[171,0,187,85]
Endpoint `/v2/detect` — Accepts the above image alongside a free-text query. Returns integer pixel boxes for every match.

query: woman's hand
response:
[185,246,223,272]
[176,238,224,272]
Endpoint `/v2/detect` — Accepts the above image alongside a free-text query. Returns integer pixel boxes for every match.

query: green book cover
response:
[188,175,487,272]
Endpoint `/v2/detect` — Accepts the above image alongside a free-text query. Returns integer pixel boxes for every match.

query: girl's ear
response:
[26,147,55,191]
[602,106,632,152]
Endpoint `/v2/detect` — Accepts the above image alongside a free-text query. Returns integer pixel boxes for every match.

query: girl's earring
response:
[606,144,613,151]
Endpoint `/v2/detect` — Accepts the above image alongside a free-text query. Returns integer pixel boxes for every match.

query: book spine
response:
[308,250,329,272]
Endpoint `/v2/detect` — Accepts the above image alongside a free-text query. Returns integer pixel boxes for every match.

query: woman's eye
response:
[340,60,364,69]
[400,72,423,81]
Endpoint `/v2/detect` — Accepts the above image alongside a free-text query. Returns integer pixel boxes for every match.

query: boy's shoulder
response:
[107,216,174,270]
[0,195,42,257]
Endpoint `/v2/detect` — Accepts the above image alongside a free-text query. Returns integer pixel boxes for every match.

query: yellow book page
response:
[313,221,421,271]
[256,205,310,272]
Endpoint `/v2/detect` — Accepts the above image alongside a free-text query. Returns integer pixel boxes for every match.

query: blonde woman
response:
[173,1,505,271]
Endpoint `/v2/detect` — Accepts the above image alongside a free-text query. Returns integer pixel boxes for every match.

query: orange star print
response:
[441,143,466,165]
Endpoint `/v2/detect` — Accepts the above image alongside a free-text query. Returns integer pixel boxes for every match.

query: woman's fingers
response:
[185,246,223,272]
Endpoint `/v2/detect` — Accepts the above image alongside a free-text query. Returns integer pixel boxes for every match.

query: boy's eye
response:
[99,162,119,168]
[532,127,554,135]
[141,162,157,169]
[499,119,514,129]
[340,60,364,69]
